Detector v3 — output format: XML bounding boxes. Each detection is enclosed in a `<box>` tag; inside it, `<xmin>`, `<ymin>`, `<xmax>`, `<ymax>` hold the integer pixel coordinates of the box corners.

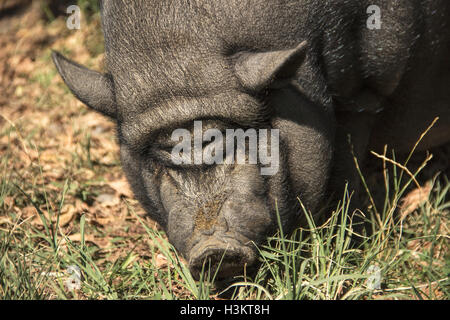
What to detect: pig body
<box><xmin>53</xmin><ymin>0</ymin><xmax>450</xmax><ymax>278</ymax></box>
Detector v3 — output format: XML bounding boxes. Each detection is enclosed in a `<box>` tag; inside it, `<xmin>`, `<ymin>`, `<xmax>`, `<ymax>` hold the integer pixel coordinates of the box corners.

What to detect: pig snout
<box><xmin>160</xmin><ymin>165</ymin><xmax>275</xmax><ymax>280</ymax></box>
<box><xmin>184</xmin><ymin>199</ymin><xmax>269</xmax><ymax>280</ymax></box>
<box><xmin>188</xmin><ymin>236</ymin><xmax>257</xmax><ymax>280</ymax></box>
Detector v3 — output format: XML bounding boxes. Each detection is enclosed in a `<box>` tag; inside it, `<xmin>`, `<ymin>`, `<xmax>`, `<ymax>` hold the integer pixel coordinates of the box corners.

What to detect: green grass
<box><xmin>0</xmin><ymin>128</ymin><xmax>448</xmax><ymax>299</ymax></box>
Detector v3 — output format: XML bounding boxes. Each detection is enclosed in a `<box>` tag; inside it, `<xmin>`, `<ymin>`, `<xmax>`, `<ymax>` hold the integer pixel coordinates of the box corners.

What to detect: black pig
<box><xmin>52</xmin><ymin>0</ymin><xmax>450</xmax><ymax>279</ymax></box>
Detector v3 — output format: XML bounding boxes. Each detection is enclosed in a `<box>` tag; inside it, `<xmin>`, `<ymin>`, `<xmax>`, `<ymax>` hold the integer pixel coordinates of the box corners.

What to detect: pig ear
<box><xmin>52</xmin><ymin>51</ymin><xmax>116</xmax><ymax>118</ymax></box>
<box><xmin>234</xmin><ymin>41</ymin><xmax>307</xmax><ymax>92</ymax></box>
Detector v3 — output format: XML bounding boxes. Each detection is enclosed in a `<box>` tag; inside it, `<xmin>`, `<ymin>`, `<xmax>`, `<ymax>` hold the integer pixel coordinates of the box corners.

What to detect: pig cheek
<box><xmin>159</xmin><ymin>174</ymin><xmax>195</xmax><ymax>258</ymax></box>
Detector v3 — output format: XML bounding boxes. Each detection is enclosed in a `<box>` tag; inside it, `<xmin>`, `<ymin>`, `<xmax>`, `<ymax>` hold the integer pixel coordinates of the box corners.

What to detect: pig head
<box><xmin>52</xmin><ymin>1</ymin><xmax>334</xmax><ymax>279</ymax></box>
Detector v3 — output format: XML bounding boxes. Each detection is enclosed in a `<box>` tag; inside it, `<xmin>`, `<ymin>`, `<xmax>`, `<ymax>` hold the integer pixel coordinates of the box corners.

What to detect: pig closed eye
<box><xmin>148</xmin><ymin>145</ymin><xmax>180</xmax><ymax>166</ymax></box>
<box><xmin>148</xmin><ymin>139</ymin><xmax>225</xmax><ymax>169</ymax></box>
<box><xmin>149</xmin><ymin>141</ymin><xmax>219</xmax><ymax>169</ymax></box>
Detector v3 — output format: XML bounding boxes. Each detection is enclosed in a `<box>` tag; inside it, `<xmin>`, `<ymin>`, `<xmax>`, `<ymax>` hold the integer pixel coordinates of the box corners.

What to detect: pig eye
<box><xmin>148</xmin><ymin>140</ymin><xmax>220</xmax><ymax>170</ymax></box>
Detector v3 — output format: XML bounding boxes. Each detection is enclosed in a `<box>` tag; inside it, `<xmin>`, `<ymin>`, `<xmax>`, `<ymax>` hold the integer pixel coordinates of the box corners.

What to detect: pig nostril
<box><xmin>189</xmin><ymin>246</ymin><xmax>255</xmax><ymax>280</ymax></box>
<box><xmin>190</xmin><ymin>250</ymin><xmax>237</xmax><ymax>279</ymax></box>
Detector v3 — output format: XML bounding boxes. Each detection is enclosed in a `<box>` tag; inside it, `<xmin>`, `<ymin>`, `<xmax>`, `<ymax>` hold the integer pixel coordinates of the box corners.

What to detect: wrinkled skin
<box><xmin>52</xmin><ymin>0</ymin><xmax>450</xmax><ymax>279</ymax></box>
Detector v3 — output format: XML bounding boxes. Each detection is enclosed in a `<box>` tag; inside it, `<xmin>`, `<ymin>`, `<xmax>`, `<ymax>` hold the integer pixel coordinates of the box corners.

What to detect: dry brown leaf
<box><xmin>92</xmin><ymin>215</ymin><xmax>115</xmax><ymax>226</ymax></box>
<box><xmin>96</xmin><ymin>193</ymin><xmax>119</xmax><ymax>206</ymax></box>
<box><xmin>58</xmin><ymin>206</ymin><xmax>78</xmax><ymax>227</ymax></box>
<box><xmin>0</xmin><ymin>216</ymin><xmax>11</xmax><ymax>225</ymax></box>
<box><xmin>60</xmin><ymin>233</ymin><xmax>107</xmax><ymax>248</ymax></box>
<box><xmin>77</xmin><ymin>168</ymin><xmax>95</xmax><ymax>180</ymax></box>
<box><xmin>400</xmin><ymin>182</ymin><xmax>432</xmax><ymax>219</ymax></box>
<box><xmin>108</xmin><ymin>178</ymin><xmax>134</xmax><ymax>198</ymax></box>
<box><xmin>3</xmin><ymin>196</ymin><xmax>15</xmax><ymax>209</ymax></box>
<box><xmin>22</xmin><ymin>206</ymin><xmax>37</xmax><ymax>219</ymax></box>
<box><xmin>15</xmin><ymin>57</ymin><xmax>34</xmax><ymax>75</ymax></box>
<box><xmin>30</xmin><ymin>206</ymin><xmax>77</xmax><ymax>227</ymax></box>
<box><xmin>407</xmin><ymin>239</ymin><xmax>421</xmax><ymax>251</ymax></box>
<box><xmin>75</xmin><ymin>199</ymin><xmax>89</xmax><ymax>213</ymax></box>
<box><xmin>155</xmin><ymin>253</ymin><xmax>168</xmax><ymax>269</ymax></box>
